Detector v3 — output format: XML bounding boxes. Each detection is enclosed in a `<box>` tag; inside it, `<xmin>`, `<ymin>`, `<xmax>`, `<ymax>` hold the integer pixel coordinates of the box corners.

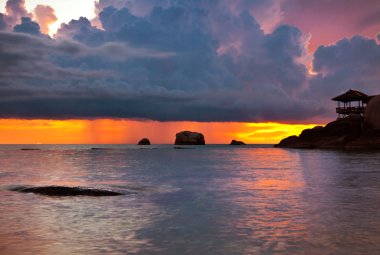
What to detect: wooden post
<box><xmin>344</xmin><ymin>102</ymin><xmax>347</xmax><ymax>117</ymax></box>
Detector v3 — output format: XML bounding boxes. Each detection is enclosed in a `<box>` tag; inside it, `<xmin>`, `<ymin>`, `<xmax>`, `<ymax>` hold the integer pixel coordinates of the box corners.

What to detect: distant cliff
<box><xmin>275</xmin><ymin>95</ymin><xmax>380</xmax><ymax>149</ymax></box>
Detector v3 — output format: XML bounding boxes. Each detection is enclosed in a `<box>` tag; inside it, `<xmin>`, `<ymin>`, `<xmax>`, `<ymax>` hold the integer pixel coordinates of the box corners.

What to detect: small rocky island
<box><xmin>230</xmin><ymin>140</ymin><xmax>246</xmax><ymax>145</ymax></box>
<box><xmin>138</xmin><ymin>138</ymin><xmax>151</xmax><ymax>145</ymax></box>
<box><xmin>276</xmin><ymin>90</ymin><xmax>380</xmax><ymax>149</ymax></box>
<box><xmin>175</xmin><ymin>131</ymin><xmax>205</xmax><ymax>145</ymax></box>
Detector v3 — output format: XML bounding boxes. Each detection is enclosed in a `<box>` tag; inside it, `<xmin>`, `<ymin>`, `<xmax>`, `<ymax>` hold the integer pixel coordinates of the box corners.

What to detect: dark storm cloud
<box><xmin>56</xmin><ymin>17</ymin><xmax>106</xmax><ymax>46</ymax></box>
<box><xmin>306</xmin><ymin>35</ymin><xmax>380</xmax><ymax>118</ymax></box>
<box><xmin>13</xmin><ymin>17</ymin><xmax>41</xmax><ymax>35</ymax></box>
<box><xmin>2</xmin><ymin>0</ymin><xmax>378</xmax><ymax>122</ymax></box>
<box><xmin>0</xmin><ymin>88</ymin><xmax>322</xmax><ymax>121</ymax></box>
<box><xmin>0</xmin><ymin>30</ymin><xmax>170</xmax><ymax>83</ymax></box>
<box><xmin>0</xmin><ymin>32</ymin><xmax>88</xmax><ymax>79</ymax></box>
<box><xmin>310</xmin><ymin>35</ymin><xmax>380</xmax><ymax>96</ymax></box>
<box><xmin>0</xmin><ymin>13</ymin><xmax>6</xmax><ymax>30</ymax></box>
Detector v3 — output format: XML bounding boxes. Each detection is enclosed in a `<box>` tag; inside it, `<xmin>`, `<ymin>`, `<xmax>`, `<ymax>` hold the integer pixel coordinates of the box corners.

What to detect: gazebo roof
<box><xmin>332</xmin><ymin>89</ymin><xmax>369</xmax><ymax>102</ymax></box>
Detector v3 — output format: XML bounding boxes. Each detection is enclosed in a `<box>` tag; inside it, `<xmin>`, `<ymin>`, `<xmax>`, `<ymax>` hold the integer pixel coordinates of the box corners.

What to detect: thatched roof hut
<box><xmin>332</xmin><ymin>89</ymin><xmax>370</xmax><ymax>119</ymax></box>
<box><xmin>332</xmin><ymin>89</ymin><xmax>369</xmax><ymax>103</ymax></box>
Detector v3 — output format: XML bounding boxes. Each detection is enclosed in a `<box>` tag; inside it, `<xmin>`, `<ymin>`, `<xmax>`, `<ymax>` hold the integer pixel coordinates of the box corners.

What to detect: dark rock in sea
<box><xmin>10</xmin><ymin>186</ymin><xmax>125</xmax><ymax>196</ymax></box>
<box><xmin>230</xmin><ymin>140</ymin><xmax>246</xmax><ymax>145</ymax></box>
<box><xmin>138</xmin><ymin>138</ymin><xmax>151</xmax><ymax>145</ymax></box>
<box><xmin>276</xmin><ymin>95</ymin><xmax>380</xmax><ymax>149</ymax></box>
<box><xmin>175</xmin><ymin>131</ymin><xmax>205</xmax><ymax>145</ymax></box>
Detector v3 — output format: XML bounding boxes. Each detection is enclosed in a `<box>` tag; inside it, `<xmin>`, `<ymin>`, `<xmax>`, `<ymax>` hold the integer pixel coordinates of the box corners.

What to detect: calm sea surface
<box><xmin>1</xmin><ymin>145</ymin><xmax>380</xmax><ymax>255</ymax></box>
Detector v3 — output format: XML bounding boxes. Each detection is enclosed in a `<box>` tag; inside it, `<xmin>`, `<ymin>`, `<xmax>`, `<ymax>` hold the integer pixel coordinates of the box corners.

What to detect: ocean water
<box><xmin>1</xmin><ymin>145</ymin><xmax>380</xmax><ymax>255</ymax></box>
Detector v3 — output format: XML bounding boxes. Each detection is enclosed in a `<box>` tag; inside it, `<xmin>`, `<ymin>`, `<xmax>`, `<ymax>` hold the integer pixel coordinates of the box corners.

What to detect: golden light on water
<box><xmin>0</xmin><ymin>119</ymin><xmax>319</xmax><ymax>144</ymax></box>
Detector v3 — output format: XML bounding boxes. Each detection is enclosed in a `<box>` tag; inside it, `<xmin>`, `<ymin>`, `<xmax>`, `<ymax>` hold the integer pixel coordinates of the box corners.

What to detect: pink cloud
<box><xmin>5</xmin><ymin>0</ymin><xmax>31</xmax><ymax>27</ymax></box>
<box><xmin>33</xmin><ymin>5</ymin><xmax>57</xmax><ymax>34</ymax></box>
<box><xmin>281</xmin><ymin>0</ymin><xmax>380</xmax><ymax>51</ymax></box>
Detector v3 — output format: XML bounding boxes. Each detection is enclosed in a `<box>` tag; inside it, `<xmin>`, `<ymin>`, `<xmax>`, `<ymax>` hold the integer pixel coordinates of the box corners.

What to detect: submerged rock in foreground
<box><xmin>11</xmin><ymin>186</ymin><xmax>125</xmax><ymax>196</ymax></box>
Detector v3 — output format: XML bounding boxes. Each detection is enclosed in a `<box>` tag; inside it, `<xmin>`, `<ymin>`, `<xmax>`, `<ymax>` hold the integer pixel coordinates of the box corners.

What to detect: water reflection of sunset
<box><xmin>237</xmin><ymin>149</ymin><xmax>305</xmax><ymax>190</ymax></box>
<box><xmin>224</xmin><ymin>148</ymin><xmax>307</xmax><ymax>253</ymax></box>
<box><xmin>0</xmin><ymin>119</ymin><xmax>318</xmax><ymax>144</ymax></box>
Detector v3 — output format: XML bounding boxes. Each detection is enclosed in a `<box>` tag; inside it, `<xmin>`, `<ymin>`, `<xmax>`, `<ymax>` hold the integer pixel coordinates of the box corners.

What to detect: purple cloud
<box><xmin>309</xmin><ymin>35</ymin><xmax>380</xmax><ymax>114</ymax></box>
<box><xmin>5</xmin><ymin>0</ymin><xmax>31</xmax><ymax>27</ymax></box>
<box><xmin>0</xmin><ymin>0</ymin><xmax>378</xmax><ymax>122</ymax></box>
<box><xmin>0</xmin><ymin>13</ymin><xmax>6</xmax><ymax>30</ymax></box>
<box><xmin>13</xmin><ymin>17</ymin><xmax>41</xmax><ymax>35</ymax></box>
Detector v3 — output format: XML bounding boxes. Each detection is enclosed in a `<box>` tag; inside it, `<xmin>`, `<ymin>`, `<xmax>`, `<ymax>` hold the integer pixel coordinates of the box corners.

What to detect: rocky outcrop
<box><xmin>275</xmin><ymin>115</ymin><xmax>362</xmax><ymax>149</ymax></box>
<box><xmin>345</xmin><ymin>95</ymin><xmax>380</xmax><ymax>149</ymax></box>
<box><xmin>361</xmin><ymin>95</ymin><xmax>380</xmax><ymax>137</ymax></box>
<box><xmin>230</xmin><ymin>140</ymin><xmax>246</xmax><ymax>145</ymax></box>
<box><xmin>175</xmin><ymin>131</ymin><xmax>205</xmax><ymax>145</ymax></box>
<box><xmin>138</xmin><ymin>138</ymin><xmax>151</xmax><ymax>145</ymax></box>
<box><xmin>276</xmin><ymin>94</ymin><xmax>380</xmax><ymax>149</ymax></box>
<box><xmin>11</xmin><ymin>186</ymin><xmax>125</xmax><ymax>196</ymax></box>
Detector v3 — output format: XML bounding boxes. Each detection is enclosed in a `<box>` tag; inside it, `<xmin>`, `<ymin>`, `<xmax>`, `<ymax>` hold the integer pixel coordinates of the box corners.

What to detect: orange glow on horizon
<box><xmin>0</xmin><ymin>119</ymin><xmax>320</xmax><ymax>144</ymax></box>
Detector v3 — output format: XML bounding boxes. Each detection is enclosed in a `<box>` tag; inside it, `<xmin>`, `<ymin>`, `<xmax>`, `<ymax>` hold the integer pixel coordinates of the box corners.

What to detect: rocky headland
<box><xmin>276</xmin><ymin>95</ymin><xmax>380</xmax><ymax>149</ymax></box>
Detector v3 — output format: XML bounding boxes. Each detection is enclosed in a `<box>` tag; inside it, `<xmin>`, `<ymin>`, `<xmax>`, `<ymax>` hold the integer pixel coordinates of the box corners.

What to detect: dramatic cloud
<box><xmin>0</xmin><ymin>13</ymin><xmax>6</xmax><ymax>30</ymax></box>
<box><xmin>309</xmin><ymin>35</ymin><xmax>380</xmax><ymax>106</ymax></box>
<box><xmin>4</xmin><ymin>0</ymin><xmax>31</xmax><ymax>27</ymax></box>
<box><xmin>1</xmin><ymin>0</ymin><xmax>56</xmax><ymax>35</ymax></box>
<box><xmin>13</xmin><ymin>17</ymin><xmax>41</xmax><ymax>35</ymax></box>
<box><xmin>281</xmin><ymin>0</ymin><xmax>380</xmax><ymax>51</ymax></box>
<box><xmin>56</xmin><ymin>17</ymin><xmax>105</xmax><ymax>46</ymax></box>
<box><xmin>0</xmin><ymin>0</ymin><xmax>378</xmax><ymax>122</ymax></box>
<box><xmin>33</xmin><ymin>5</ymin><xmax>57</xmax><ymax>34</ymax></box>
<box><xmin>94</xmin><ymin>0</ymin><xmax>168</xmax><ymax>23</ymax></box>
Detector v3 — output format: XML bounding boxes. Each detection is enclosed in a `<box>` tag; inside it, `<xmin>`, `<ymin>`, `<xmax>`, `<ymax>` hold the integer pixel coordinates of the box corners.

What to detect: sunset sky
<box><xmin>0</xmin><ymin>0</ymin><xmax>379</xmax><ymax>144</ymax></box>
